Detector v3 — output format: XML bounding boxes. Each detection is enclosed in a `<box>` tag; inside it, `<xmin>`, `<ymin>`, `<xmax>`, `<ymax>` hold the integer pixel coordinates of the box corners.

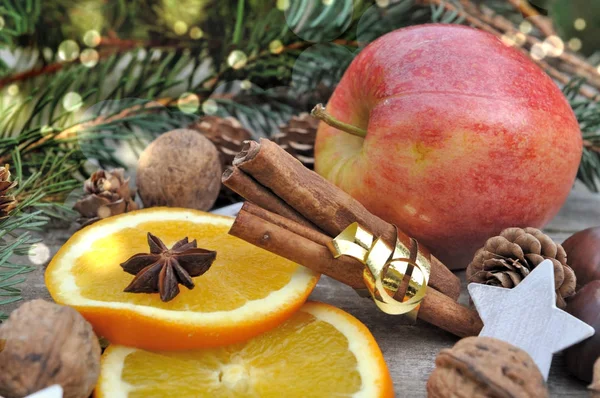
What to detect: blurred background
<box><xmin>545</xmin><ymin>0</ymin><xmax>600</xmax><ymax>57</ymax></box>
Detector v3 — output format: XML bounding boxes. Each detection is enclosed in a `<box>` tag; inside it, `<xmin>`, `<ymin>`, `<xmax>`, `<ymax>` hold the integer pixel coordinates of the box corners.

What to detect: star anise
<box><xmin>121</xmin><ymin>233</ymin><xmax>216</xmax><ymax>302</ymax></box>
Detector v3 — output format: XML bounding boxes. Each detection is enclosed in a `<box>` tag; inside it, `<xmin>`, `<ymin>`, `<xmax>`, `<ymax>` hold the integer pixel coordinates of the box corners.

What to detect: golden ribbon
<box><xmin>327</xmin><ymin>223</ymin><xmax>431</xmax><ymax>320</ymax></box>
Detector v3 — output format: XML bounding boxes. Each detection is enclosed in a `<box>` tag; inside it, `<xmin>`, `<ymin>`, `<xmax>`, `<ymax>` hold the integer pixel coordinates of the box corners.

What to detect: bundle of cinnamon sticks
<box><xmin>223</xmin><ymin>139</ymin><xmax>483</xmax><ymax>337</ymax></box>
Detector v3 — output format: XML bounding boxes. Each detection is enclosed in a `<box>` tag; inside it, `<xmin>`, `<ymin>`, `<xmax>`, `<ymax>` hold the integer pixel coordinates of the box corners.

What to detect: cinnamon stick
<box><xmin>222</xmin><ymin>166</ymin><xmax>317</xmax><ymax>229</ymax></box>
<box><xmin>230</xmin><ymin>207</ymin><xmax>483</xmax><ymax>337</ymax></box>
<box><xmin>229</xmin><ymin>139</ymin><xmax>461</xmax><ymax>301</ymax></box>
<box><xmin>242</xmin><ymin>202</ymin><xmax>329</xmax><ymax>246</ymax></box>
<box><xmin>231</xmin><ymin>207</ymin><xmax>365</xmax><ymax>288</ymax></box>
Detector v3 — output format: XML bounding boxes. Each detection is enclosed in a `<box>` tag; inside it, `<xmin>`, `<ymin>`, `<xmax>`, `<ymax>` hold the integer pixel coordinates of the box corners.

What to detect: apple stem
<box><xmin>310</xmin><ymin>104</ymin><xmax>367</xmax><ymax>138</ymax></box>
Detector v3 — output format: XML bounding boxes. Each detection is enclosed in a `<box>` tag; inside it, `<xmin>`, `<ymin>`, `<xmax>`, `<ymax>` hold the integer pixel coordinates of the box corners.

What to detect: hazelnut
<box><xmin>0</xmin><ymin>300</ymin><xmax>101</xmax><ymax>398</ymax></box>
<box><xmin>427</xmin><ymin>336</ymin><xmax>547</xmax><ymax>398</ymax></box>
<box><xmin>565</xmin><ymin>280</ymin><xmax>600</xmax><ymax>382</ymax></box>
<box><xmin>136</xmin><ymin>129</ymin><xmax>222</xmax><ymax>211</ymax></box>
<box><xmin>562</xmin><ymin>226</ymin><xmax>600</xmax><ymax>289</ymax></box>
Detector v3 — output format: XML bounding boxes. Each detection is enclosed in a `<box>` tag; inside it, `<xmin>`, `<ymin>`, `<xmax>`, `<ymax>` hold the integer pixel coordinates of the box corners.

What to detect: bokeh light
<box><xmin>7</xmin><ymin>84</ymin><xmax>19</xmax><ymax>96</ymax></box>
<box><xmin>542</xmin><ymin>36</ymin><xmax>564</xmax><ymax>57</ymax></box>
<box><xmin>500</xmin><ymin>32</ymin><xmax>526</xmax><ymax>48</ymax></box>
<box><xmin>277</xmin><ymin>0</ymin><xmax>290</xmax><ymax>11</ymax></box>
<box><xmin>174</xmin><ymin>20</ymin><xmax>188</xmax><ymax>35</ymax></box>
<box><xmin>501</xmin><ymin>34</ymin><xmax>516</xmax><ymax>47</ymax></box>
<box><xmin>240</xmin><ymin>80</ymin><xmax>252</xmax><ymax>90</ymax></box>
<box><xmin>519</xmin><ymin>21</ymin><xmax>533</xmax><ymax>34</ymax></box>
<box><xmin>63</xmin><ymin>92</ymin><xmax>83</xmax><ymax>112</ymax></box>
<box><xmin>58</xmin><ymin>40</ymin><xmax>80</xmax><ymax>62</ymax></box>
<box><xmin>28</xmin><ymin>243</ymin><xmax>51</xmax><ymax>265</ymax></box>
<box><xmin>97</xmin><ymin>206</ymin><xmax>111</xmax><ymax>219</ymax></box>
<box><xmin>227</xmin><ymin>50</ymin><xmax>248</xmax><ymax>70</ymax></box>
<box><xmin>190</xmin><ymin>27</ymin><xmax>204</xmax><ymax>39</ymax></box>
<box><xmin>514</xmin><ymin>32</ymin><xmax>526</xmax><ymax>46</ymax></box>
<box><xmin>376</xmin><ymin>0</ymin><xmax>390</xmax><ymax>7</ymax></box>
<box><xmin>530</xmin><ymin>42</ymin><xmax>546</xmax><ymax>60</ymax></box>
<box><xmin>40</xmin><ymin>125</ymin><xmax>55</xmax><ymax>136</ymax></box>
<box><xmin>269</xmin><ymin>40</ymin><xmax>284</xmax><ymax>54</ymax></box>
<box><xmin>322</xmin><ymin>0</ymin><xmax>333</xmax><ymax>5</ymax></box>
<box><xmin>597</xmin><ymin>65</ymin><xmax>600</xmax><ymax>74</ymax></box>
<box><xmin>68</xmin><ymin>2</ymin><xmax>104</xmax><ymax>38</ymax></box>
<box><xmin>202</xmin><ymin>99</ymin><xmax>218</xmax><ymax>115</ymax></box>
<box><xmin>80</xmin><ymin>48</ymin><xmax>99</xmax><ymax>67</ymax></box>
<box><xmin>83</xmin><ymin>30</ymin><xmax>101</xmax><ymax>47</ymax></box>
<box><xmin>177</xmin><ymin>92</ymin><xmax>200</xmax><ymax>114</ymax></box>
<box><xmin>574</xmin><ymin>18</ymin><xmax>587</xmax><ymax>31</ymax></box>
<box><xmin>568</xmin><ymin>38</ymin><xmax>582</xmax><ymax>52</ymax></box>
<box><xmin>42</xmin><ymin>47</ymin><xmax>54</xmax><ymax>62</ymax></box>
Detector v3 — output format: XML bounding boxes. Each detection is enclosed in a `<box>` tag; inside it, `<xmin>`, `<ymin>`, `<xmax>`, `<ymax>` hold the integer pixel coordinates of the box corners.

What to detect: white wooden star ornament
<box><xmin>468</xmin><ymin>259</ymin><xmax>595</xmax><ymax>380</ymax></box>
<box><xmin>24</xmin><ymin>385</ymin><xmax>63</xmax><ymax>398</ymax></box>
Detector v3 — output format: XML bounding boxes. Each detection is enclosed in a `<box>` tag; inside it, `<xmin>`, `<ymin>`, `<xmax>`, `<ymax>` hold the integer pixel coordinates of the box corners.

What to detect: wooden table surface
<box><xmin>6</xmin><ymin>183</ymin><xmax>600</xmax><ymax>397</ymax></box>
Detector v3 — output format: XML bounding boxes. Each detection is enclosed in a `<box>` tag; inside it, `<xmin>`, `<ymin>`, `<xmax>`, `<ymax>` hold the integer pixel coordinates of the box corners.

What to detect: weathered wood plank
<box><xmin>3</xmin><ymin>184</ymin><xmax>599</xmax><ymax>397</ymax></box>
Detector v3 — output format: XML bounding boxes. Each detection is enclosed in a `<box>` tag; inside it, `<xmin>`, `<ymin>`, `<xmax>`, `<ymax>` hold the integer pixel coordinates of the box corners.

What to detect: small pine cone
<box><xmin>0</xmin><ymin>164</ymin><xmax>18</xmax><ymax>220</ymax></box>
<box><xmin>466</xmin><ymin>227</ymin><xmax>576</xmax><ymax>309</ymax></box>
<box><xmin>73</xmin><ymin>169</ymin><xmax>138</xmax><ymax>227</ymax></box>
<box><xmin>274</xmin><ymin>113</ymin><xmax>318</xmax><ymax>169</ymax></box>
<box><xmin>189</xmin><ymin>116</ymin><xmax>253</xmax><ymax>169</ymax></box>
<box><xmin>427</xmin><ymin>336</ymin><xmax>548</xmax><ymax>398</ymax></box>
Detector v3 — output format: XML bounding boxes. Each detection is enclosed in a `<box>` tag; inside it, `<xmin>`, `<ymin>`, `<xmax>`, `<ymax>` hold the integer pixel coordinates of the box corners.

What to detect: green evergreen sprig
<box><xmin>0</xmin><ymin>0</ymin><xmax>599</xmax><ymax>317</ymax></box>
<box><xmin>564</xmin><ymin>78</ymin><xmax>600</xmax><ymax>191</ymax></box>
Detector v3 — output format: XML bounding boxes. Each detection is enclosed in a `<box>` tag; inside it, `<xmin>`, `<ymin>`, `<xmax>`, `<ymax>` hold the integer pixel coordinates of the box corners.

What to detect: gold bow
<box><xmin>327</xmin><ymin>223</ymin><xmax>431</xmax><ymax>320</ymax></box>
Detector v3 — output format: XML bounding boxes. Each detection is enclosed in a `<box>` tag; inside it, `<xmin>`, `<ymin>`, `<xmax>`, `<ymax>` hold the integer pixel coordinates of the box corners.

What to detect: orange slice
<box><xmin>45</xmin><ymin>208</ymin><xmax>319</xmax><ymax>350</ymax></box>
<box><xmin>95</xmin><ymin>302</ymin><xmax>394</xmax><ymax>398</ymax></box>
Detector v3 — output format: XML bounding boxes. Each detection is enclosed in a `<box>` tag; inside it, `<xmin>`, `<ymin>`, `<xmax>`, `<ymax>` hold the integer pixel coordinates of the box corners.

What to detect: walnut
<box><xmin>136</xmin><ymin>129</ymin><xmax>222</xmax><ymax>211</ymax></box>
<box><xmin>0</xmin><ymin>300</ymin><xmax>101</xmax><ymax>398</ymax></box>
<box><xmin>73</xmin><ymin>168</ymin><xmax>138</xmax><ymax>227</ymax></box>
<box><xmin>427</xmin><ymin>336</ymin><xmax>548</xmax><ymax>398</ymax></box>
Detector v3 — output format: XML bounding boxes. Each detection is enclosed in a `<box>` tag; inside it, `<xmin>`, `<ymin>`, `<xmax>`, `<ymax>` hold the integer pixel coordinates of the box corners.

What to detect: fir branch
<box><xmin>0</xmin><ymin>0</ymin><xmax>42</xmax><ymax>74</ymax></box>
<box><xmin>0</xmin><ymin>37</ymin><xmax>204</xmax><ymax>89</ymax></box>
<box><xmin>232</xmin><ymin>0</ymin><xmax>245</xmax><ymax>45</ymax></box>
<box><xmin>504</xmin><ymin>0</ymin><xmax>556</xmax><ymax>36</ymax></box>
<box><xmin>419</xmin><ymin>0</ymin><xmax>599</xmax><ymax>99</ymax></box>
<box><xmin>0</xmin><ymin>148</ymin><xmax>73</xmax><ymax>319</ymax></box>
<box><xmin>564</xmin><ymin>79</ymin><xmax>600</xmax><ymax>191</ymax></box>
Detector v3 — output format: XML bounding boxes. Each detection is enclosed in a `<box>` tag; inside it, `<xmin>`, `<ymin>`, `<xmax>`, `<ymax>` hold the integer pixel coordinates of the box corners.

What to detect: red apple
<box><xmin>314</xmin><ymin>24</ymin><xmax>582</xmax><ymax>269</ymax></box>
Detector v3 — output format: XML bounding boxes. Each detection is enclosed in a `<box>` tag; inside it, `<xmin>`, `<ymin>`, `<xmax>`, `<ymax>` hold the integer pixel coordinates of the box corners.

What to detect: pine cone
<box><xmin>0</xmin><ymin>164</ymin><xmax>18</xmax><ymax>220</ymax></box>
<box><xmin>73</xmin><ymin>169</ymin><xmax>138</xmax><ymax>227</ymax></box>
<box><xmin>274</xmin><ymin>112</ymin><xmax>319</xmax><ymax>169</ymax></box>
<box><xmin>189</xmin><ymin>115</ymin><xmax>253</xmax><ymax>169</ymax></box>
<box><xmin>188</xmin><ymin>116</ymin><xmax>254</xmax><ymax>207</ymax></box>
<box><xmin>466</xmin><ymin>227</ymin><xmax>576</xmax><ymax>308</ymax></box>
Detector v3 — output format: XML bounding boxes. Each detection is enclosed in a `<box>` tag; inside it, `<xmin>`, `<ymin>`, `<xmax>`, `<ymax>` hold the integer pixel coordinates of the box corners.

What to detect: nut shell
<box><xmin>427</xmin><ymin>336</ymin><xmax>547</xmax><ymax>398</ymax></box>
<box><xmin>562</xmin><ymin>226</ymin><xmax>600</xmax><ymax>289</ymax></box>
<box><xmin>565</xmin><ymin>280</ymin><xmax>600</xmax><ymax>382</ymax></box>
<box><xmin>0</xmin><ymin>300</ymin><xmax>101</xmax><ymax>398</ymax></box>
<box><xmin>137</xmin><ymin>129</ymin><xmax>222</xmax><ymax>210</ymax></box>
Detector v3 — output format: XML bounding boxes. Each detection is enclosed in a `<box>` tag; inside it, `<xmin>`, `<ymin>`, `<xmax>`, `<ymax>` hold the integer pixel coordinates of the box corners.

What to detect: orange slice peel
<box><xmin>45</xmin><ymin>208</ymin><xmax>319</xmax><ymax>350</ymax></box>
<box><xmin>95</xmin><ymin>302</ymin><xmax>394</xmax><ymax>398</ymax></box>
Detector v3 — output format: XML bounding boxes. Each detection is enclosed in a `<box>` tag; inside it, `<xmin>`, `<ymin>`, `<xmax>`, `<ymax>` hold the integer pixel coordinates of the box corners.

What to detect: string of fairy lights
<box><xmin>0</xmin><ymin>2</ymin><xmax>599</xmax><ymax>121</ymax></box>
